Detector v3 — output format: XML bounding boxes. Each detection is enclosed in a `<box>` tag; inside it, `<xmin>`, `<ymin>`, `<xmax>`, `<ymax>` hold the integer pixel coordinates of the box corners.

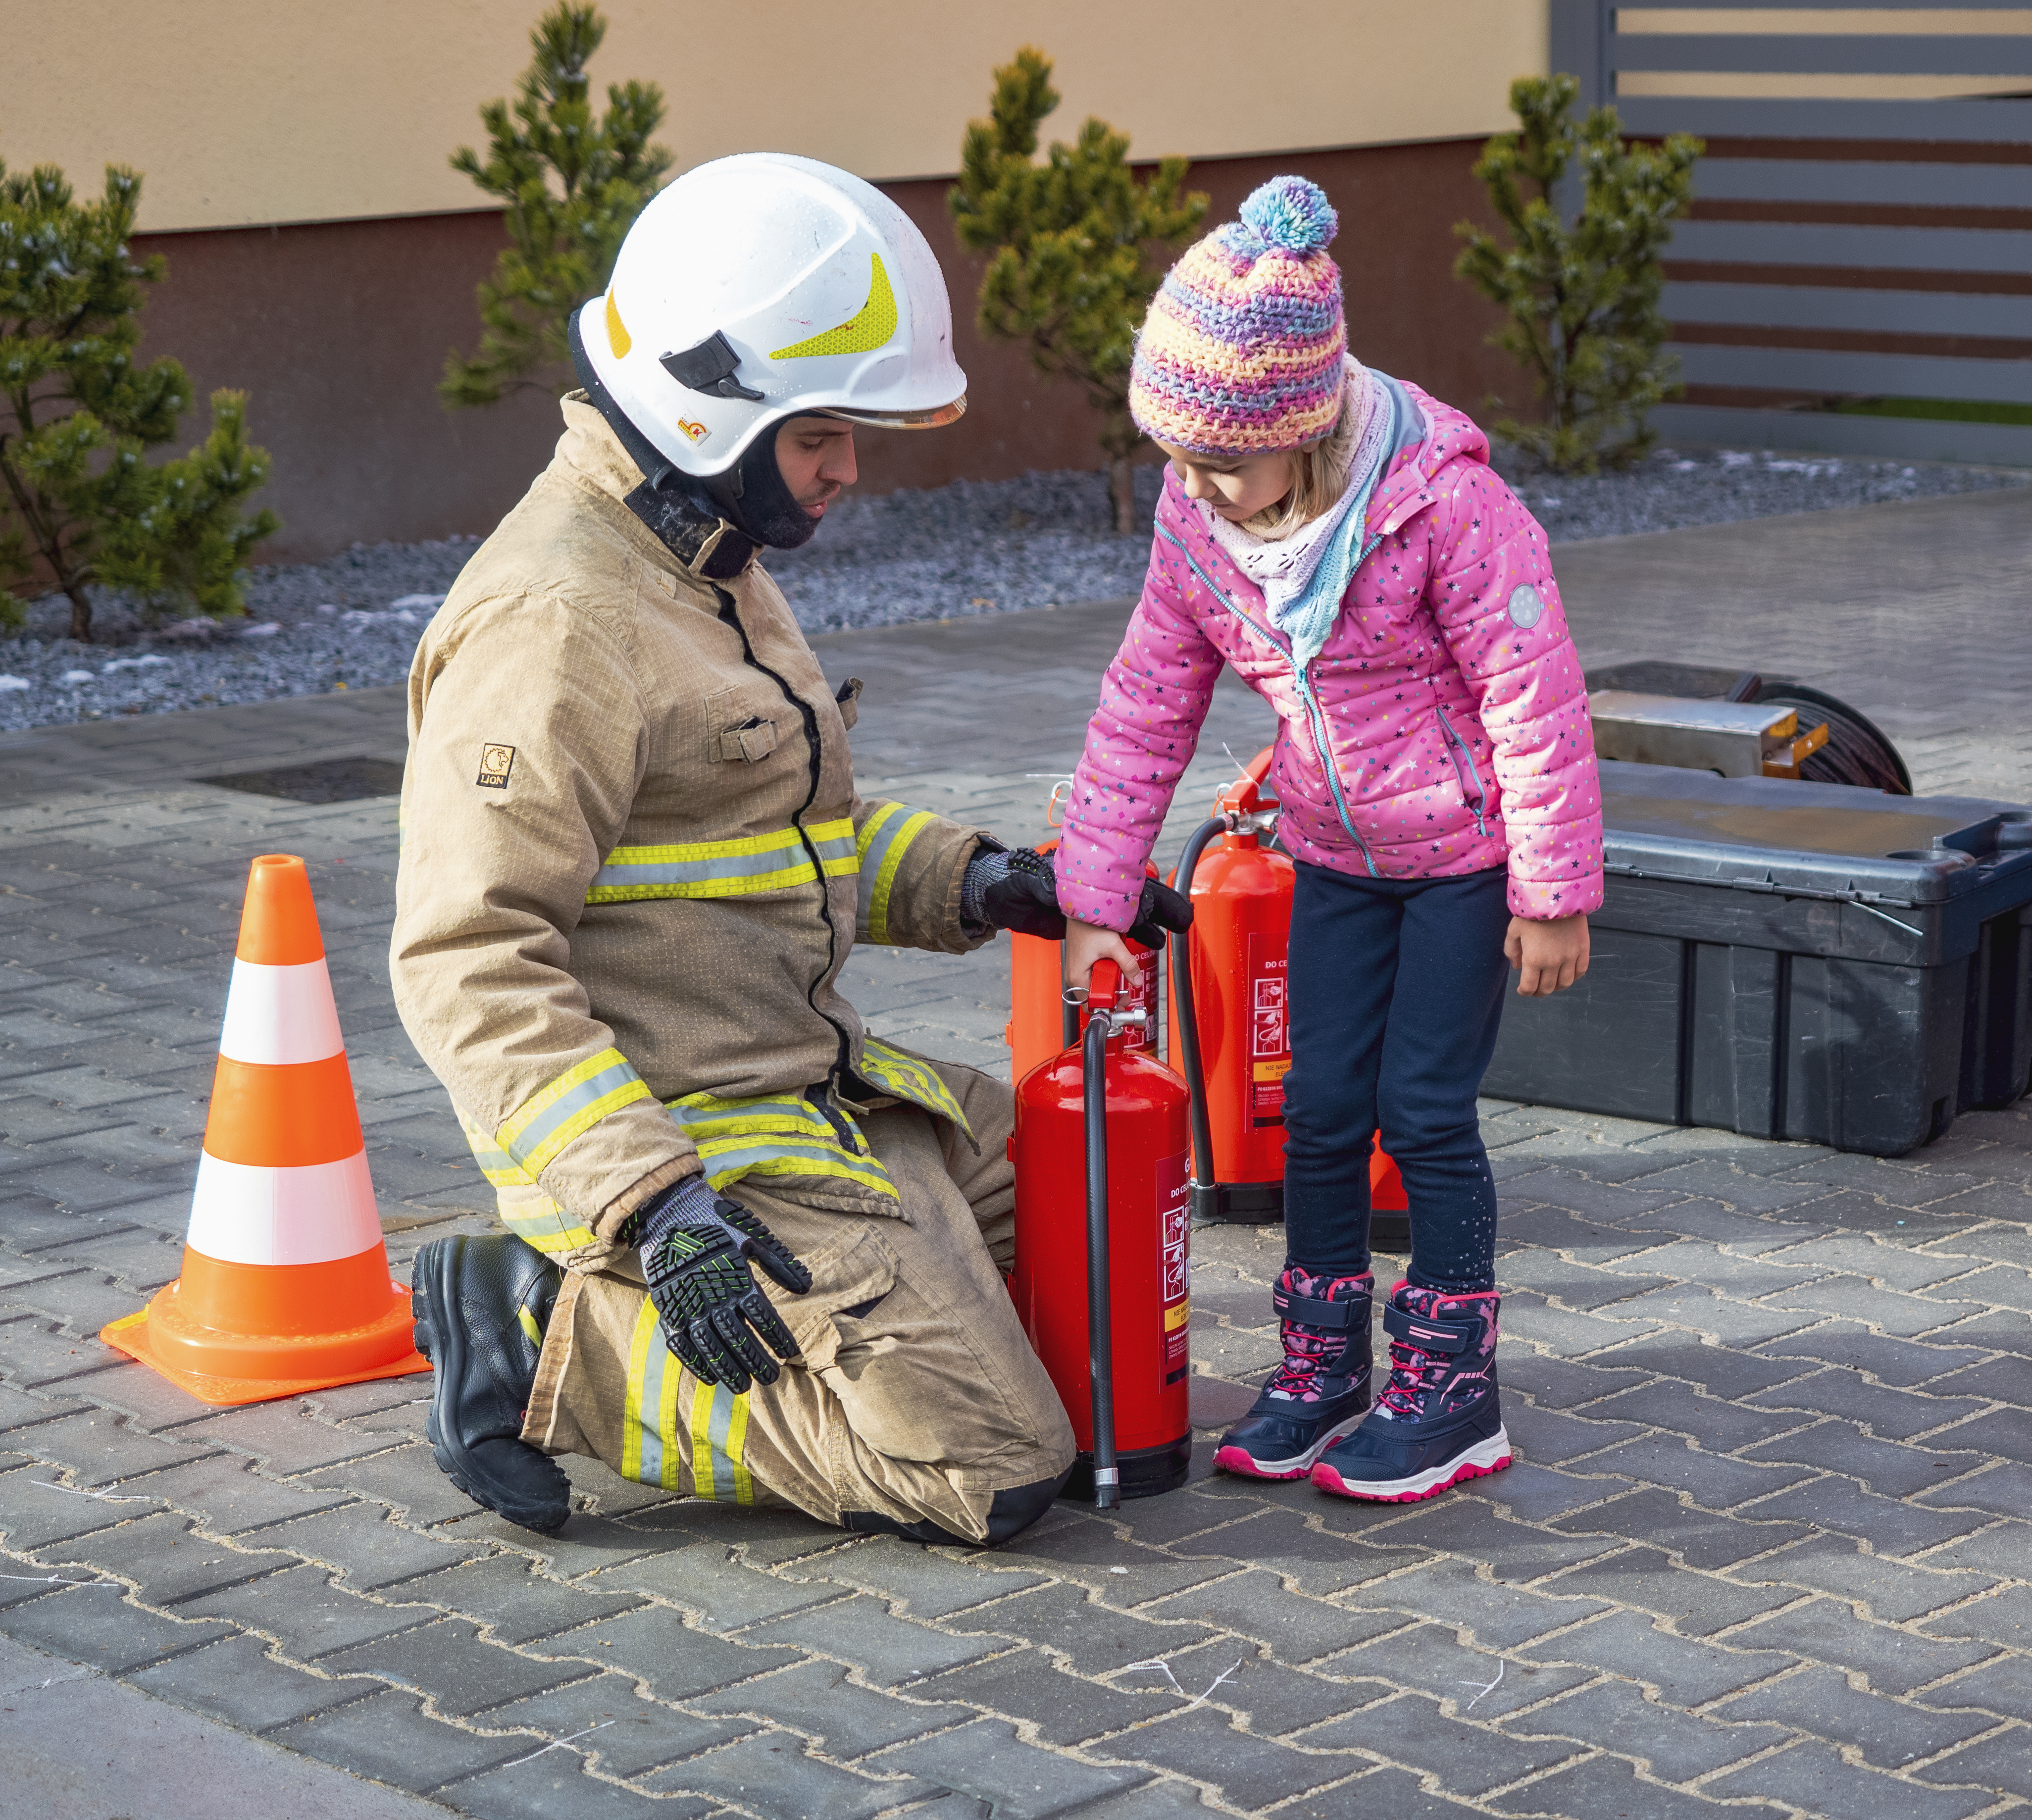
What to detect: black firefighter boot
<box><xmin>411</xmin><ymin>1234</ymin><xmax>572</xmax><ymax>1534</ymax></box>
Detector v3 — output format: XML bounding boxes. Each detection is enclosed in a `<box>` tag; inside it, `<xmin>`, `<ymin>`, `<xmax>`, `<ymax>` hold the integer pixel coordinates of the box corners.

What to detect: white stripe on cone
<box><xmin>186</xmin><ymin>1149</ymin><xmax>382</xmax><ymax>1266</ymax></box>
<box><xmin>216</xmin><ymin>958</ymin><xmax>345</xmax><ymax>1067</ymax></box>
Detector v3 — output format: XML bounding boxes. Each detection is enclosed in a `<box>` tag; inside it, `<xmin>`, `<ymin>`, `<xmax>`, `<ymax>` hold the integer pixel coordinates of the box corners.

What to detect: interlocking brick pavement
<box><xmin>1</xmin><ymin>493</ymin><xmax>2030</xmax><ymax>1815</ymax></box>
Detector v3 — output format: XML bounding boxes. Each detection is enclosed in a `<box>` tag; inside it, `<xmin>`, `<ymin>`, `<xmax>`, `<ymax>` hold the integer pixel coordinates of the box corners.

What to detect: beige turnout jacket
<box><xmin>391</xmin><ymin>399</ymin><xmax>987</xmax><ymax>1268</ymax></box>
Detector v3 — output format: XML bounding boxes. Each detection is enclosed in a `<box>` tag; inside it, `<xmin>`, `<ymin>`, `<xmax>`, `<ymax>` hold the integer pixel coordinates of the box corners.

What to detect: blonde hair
<box><xmin>1239</xmin><ymin>439</ymin><xmax>1337</xmax><ymax>541</ymax></box>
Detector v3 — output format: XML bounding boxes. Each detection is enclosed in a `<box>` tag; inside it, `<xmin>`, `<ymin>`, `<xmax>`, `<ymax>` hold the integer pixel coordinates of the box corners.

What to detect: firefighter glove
<box><xmin>963</xmin><ymin>841</ymin><xmax>1195</xmax><ymax>950</ymax></box>
<box><xmin>635</xmin><ymin>1175</ymin><xmax>812</xmax><ymax>1392</ymax></box>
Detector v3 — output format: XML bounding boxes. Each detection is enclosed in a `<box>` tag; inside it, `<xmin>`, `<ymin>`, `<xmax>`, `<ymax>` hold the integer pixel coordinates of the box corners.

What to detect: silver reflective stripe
<box><xmin>704</xmin><ymin>1384</ymin><xmax>740</xmax><ymax>1500</ymax></box>
<box><xmin>637</xmin><ymin>1326</ymin><xmax>669</xmax><ymax>1487</ymax></box>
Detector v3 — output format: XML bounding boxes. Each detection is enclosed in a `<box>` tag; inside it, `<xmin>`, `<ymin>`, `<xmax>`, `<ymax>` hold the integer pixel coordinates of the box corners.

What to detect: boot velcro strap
<box><xmin>1383</xmin><ymin>1303</ymin><xmax>1472</xmax><ymax>1354</ymax></box>
<box><xmin>1273</xmin><ymin>1286</ymin><xmax>1366</xmax><ymax>1330</ymax></box>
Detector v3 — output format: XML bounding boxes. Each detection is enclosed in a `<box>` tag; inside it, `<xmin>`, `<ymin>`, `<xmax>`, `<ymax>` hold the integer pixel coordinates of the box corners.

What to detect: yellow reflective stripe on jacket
<box><xmin>497</xmin><ymin>1048</ymin><xmax>652</xmax><ymax>1176</ymax></box>
<box><xmin>499</xmin><ymin>1196</ymin><xmax>599</xmax><ymax>1257</ymax></box>
<box><xmin>620</xmin><ymin>1300</ymin><xmax>753</xmax><ymax>1501</ymax></box>
<box><xmin>589</xmin><ymin>818</ymin><xmax>856</xmax><ymax>903</ymax></box>
<box><xmin>855</xmin><ymin>802</ymin><xmax>934</xmax><ymax>944</ymax></box>
<box><xmin>857</xmin><ymin>1036</ymin><xmax>973</xmax><ymax>1142</ymax></box>
<box><xmin>665</xmin><ymin>1090</ymin><xmax>898</xmax><ymax>1201</ymax></box>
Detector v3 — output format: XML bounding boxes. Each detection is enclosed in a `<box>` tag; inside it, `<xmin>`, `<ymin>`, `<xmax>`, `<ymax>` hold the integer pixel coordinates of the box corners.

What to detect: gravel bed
<box><xmin>1</xmin><ymin>446</ymin><xmax>2020</xmax><ymax>733</ymax></box>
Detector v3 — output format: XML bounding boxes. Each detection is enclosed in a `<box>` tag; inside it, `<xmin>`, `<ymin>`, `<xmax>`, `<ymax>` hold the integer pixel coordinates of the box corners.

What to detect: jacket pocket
<box><xmin>1435</xmin><ymin>706</ymin><xmax>1489</xmax><ymax>836</ymax></box>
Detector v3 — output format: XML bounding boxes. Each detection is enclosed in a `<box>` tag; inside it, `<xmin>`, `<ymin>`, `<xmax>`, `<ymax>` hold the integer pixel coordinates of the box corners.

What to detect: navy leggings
<box><xmin>1281</xmin><ymin>860</ymin><xmax>1512</xmax><ymax>1294</ymax></box>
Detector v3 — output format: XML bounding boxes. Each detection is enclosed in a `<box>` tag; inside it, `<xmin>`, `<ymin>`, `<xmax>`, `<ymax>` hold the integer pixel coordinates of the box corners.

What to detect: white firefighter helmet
<box><xmin>578</xmin><ymin>152</ymin><xmax>966</xmax><ymax>479</ymax></box>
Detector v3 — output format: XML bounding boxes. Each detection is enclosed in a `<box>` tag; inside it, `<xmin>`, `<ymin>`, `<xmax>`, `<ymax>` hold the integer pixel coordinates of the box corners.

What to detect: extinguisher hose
<box><xmin>1168</xmin><ymin>817</ymin><xmax>1224</xmax><ymax>1219</ymax></box>
<box><xmin>1082</xmin><ymin>1010</ymin><xmax>1120</xmax><ymax>1510</ymax></box>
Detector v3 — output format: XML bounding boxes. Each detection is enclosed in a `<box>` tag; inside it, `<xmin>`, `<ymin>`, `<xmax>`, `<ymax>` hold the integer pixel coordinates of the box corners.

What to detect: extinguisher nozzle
<box><xmin>1093</xmin><ymin>1466</ymin><xmax>1120</xmax><ymax>1511</ymax></box>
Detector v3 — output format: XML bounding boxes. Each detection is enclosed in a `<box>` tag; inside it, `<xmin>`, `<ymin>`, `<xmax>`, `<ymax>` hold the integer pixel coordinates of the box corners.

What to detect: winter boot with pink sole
<box><xmin>1213</xmin><ymin>1266</ymin><xmax>1373</xmax><ymax>1480</ymax></box>
<box><xmin>1312</xmin><ymin>1281</ymin><xmax>1510</xmax><ymax>1501</ymax></box>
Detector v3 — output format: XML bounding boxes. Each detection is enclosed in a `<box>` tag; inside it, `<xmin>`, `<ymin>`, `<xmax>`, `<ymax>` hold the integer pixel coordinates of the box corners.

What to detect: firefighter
<box><xmin>391</xmin><ymin>153</ymin><xmax>1188</xmax><ymax>1544</ymax></box>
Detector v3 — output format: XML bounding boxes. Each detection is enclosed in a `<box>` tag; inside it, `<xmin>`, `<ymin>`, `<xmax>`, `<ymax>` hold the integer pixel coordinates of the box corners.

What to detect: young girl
<box><xmin>1056</xmin><ymin>176</ymin><xmax>1603</xmax><ymax>1503</ymax></box>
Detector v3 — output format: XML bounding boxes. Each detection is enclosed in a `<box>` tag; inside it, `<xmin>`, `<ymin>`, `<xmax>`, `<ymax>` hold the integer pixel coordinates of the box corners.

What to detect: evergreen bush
<box><xmin>442</xmin><ymin>2</ymin><xmax>671</xmax><ymax>407</ymax></box>
<box><xmin>951</xmin><ymin>47</ymin><xmax>1207</xmax><ymax>533</ymax></box>
<box><xmin>0</xmin><ymin>159</ymin><xmax>278</xmax><ymax>643</ymax></box>
<box><xmin>1455</xmin><ymin>75</ymin><xmax>1702</xmax><ymax>473</ymax></box>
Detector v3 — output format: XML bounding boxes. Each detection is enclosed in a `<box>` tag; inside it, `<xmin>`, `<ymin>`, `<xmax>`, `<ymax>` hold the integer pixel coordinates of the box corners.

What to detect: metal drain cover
<box><xmin>201</xmin><ymin>757</ymin><xmax>405</xmax><ymax>804</ymax></box>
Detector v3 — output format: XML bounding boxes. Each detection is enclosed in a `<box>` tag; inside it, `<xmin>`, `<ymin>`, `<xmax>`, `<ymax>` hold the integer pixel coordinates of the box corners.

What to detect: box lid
<box><xmin>1600</xmin><ymin>762</ymin><xmax>2032</xmax><ymax>907</ymax></box>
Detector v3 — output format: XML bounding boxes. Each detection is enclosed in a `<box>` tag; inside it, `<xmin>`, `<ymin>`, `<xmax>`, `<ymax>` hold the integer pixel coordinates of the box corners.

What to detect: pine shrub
<box><xmin>1455</xmin><ymin>75</ymin><xmax>1702</xmax><ymax>473</ymax></box>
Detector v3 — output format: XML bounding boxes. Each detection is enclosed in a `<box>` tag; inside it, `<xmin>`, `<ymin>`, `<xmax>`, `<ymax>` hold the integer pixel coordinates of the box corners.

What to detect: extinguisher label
<box><xmin>1247</xmin><ymin>932</ymin><xmax>1290</xmax><ymax>1127</ymax></box>
<box><xmin>1120</xmin><ymin>947</ymin><xmax>1156</xmax><ymax>1051</ymax></box>
<box><xmin>1159</xmin><ymin>1148</ymin><xmax>1190</xmax><ymax>1372</ymax></box>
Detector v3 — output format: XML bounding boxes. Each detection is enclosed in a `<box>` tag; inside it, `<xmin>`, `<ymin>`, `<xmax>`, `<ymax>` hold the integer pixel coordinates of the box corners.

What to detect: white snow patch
<box><xmin>61</xmin><ymin>670</ymin><xmax>94</xmax><ymax>684</ymax></box>
<box><xmin>0</xmin><ymin>675</ymin><xmax>30</xmax><ymax>691</ymax></box>
<box><xmin>101</xmin><ymin>655</ymin><xmax>173</xmax><ymax>673</ymax></box>
<box><xmin>389</xmin><ymin>593</ymin><xmax>445</xmax><ymax>610</ymax></box>
<box><xmin>239</xmin><ymin>622</ymin><xmax>281</xmax><ymax>638</ymax></box>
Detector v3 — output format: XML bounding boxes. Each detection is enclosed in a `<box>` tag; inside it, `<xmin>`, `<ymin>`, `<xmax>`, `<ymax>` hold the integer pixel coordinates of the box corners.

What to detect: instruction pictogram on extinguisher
<box><xmin>1247</xmin><ymin>932</ymin><xmax>1290</xmax><ymax>1127</ymax></box>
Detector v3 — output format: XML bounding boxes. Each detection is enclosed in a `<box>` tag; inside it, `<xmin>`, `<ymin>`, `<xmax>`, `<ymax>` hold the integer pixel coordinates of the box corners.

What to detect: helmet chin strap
<box><xmin>568</xmin><ymin>315</ymin><xmax>819</xmax><ymax>561</ymax></box>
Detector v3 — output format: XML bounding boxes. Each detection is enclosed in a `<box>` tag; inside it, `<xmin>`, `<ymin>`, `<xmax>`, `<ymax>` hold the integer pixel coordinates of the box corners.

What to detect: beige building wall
<box><xmin>13</xmin><ymin>0</ymin><xmax>1547</xmax><ymax>233</ymax></box>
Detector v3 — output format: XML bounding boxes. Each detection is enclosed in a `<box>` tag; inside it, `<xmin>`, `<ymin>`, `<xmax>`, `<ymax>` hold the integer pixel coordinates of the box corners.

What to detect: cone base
<box><xmin>100</xmin><ymin>1282</ymin><xmax>431</xmax><ymax>1409</ymax></box>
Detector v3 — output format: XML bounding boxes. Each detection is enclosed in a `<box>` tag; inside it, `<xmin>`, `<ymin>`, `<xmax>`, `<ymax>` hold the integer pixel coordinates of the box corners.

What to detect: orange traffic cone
<box><xmin>102</xmin><ymin>854</ymin><xmax>429</xmax><ymax>1405</ymax></box>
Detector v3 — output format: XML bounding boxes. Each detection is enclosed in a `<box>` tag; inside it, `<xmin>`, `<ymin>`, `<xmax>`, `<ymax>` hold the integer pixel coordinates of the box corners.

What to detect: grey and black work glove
<box><xmin>962</xmin><ymin>838</ymin><xmax>1194</xmax><ymax>950</ymax></box>
<box><xmin>634</xmin><ymin>1175</ymin><xmax>812</xmax><ymax>1392</ymax></box>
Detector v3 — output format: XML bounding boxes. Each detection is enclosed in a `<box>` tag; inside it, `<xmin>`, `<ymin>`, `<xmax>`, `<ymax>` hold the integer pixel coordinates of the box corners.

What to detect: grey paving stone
<box><xmin>175</xmin><ymin>1562</ymin><xmax>436</xmax><ymax>1659</ymax></box>
<box><xmin>1524</xmin><ymin>1607</ymin><xmax>1797</xmax><ymax>1707</ymax></box>
<box><xmin>864</xmin><ymin>1715</ymin><xmax>1151</xmax><ymax>1820</ymax></box>
<box><xmin>1755</xmin><ymin>1323</ymin><xmax>1992</xmax><ymax>1387</ymax></box>
<box><xmin>1489</xmin><ymin>1751</ymin><xmax>1790</xmax><ymax>1819</ymax></box>
<box><xmin>1727</xmin><ymin>1599</ymin><xmax>1995</xmax><ymax>1695</ymax></box>
<box><xmin>123</xmin><ymin>1629</ymin><xmax>387</xmax><ymax>1732</ymax></box>
<box><xmin>319</xmin><ymin>1616</ymin><xmax>596</xmax><ymax>1718</ymax></box>
<box><xmin>1707</xmin><ymin>1736</ymin><xmax>1995</xmax><ymax>1820</ymax></box>
<box><xmin>1498</xmin><ymin>1253</ymin><xmax>1676</xmax><ymax>1312</ymax></box>
<box><xmin>1137</xmin><ymin>1567</ymin><xmax>1400</xmax><ymax>1667</ymax></box>
<box><xmin>301</xmin><ymin>1443</ymin><xmax>493</xmax><ymax>1527</ymax></box>
<box><xmin>0</xmin><ymin>1458</ymin><xmax>151</xmax><ymax>1549</ymax></box>
<box><xmin>1917</xmin><ymin>1583</ymin><xmax>2032</xmax><ymax>1653</ymax></box>
<box><xmin>1365</xmin><ymin>1498</ymin><xmax>1621</xmax><ymax>1587</ymax></box>
<box><xmin>689</xmin><ymin>1655</ymin><xmax>969</xmax><ymax>1758</ymax></box>
<box><xmin>0</xmin><ymin>1313</ymin><xmax>125</xmax><ymax>1388</ymax></box>
<box><xmin>1549</xmin><ymin>1488</ymin><xmax>1811</xmax><ymax>1570</ymax></box>
<box><xmin>1739</xmin><ymin>1534</ymin><xmax>1995</xmax><ymax>1622</ymax></box>
<box><xmin>250</xmin><ymin>1500</ymin><xmax>486</xmax><ymax>1593</ymax></box>
<box><xmin>1744</xmin><ymin>1475</ymin><xmax>1994</xmax><ymax>1557</ymax></box>
<box><xmin>736</xmin><ymin>1590</ymin><xmax>1006</xmax><ymax>1688</ymax></box>
<box><xmin>1498</xmin><ymin>1350</ymin><xmax>1651</xmax><ymax>1410</ymax></box>
<box><xmin>267</xmin><ymin>1686</ymin><xmax>530</xmax><ymax>1794</ymax></box>
<box><xmin>1929</xmin><ymin>1307</ymin><xmax>2032</xmax><ymax>1361</ymax></box>
<box><xmin>435</xmin><ymin>1756</ymin><xmax>711</xmax><ymax>1820</ymax></box>
<box><xmin>586</xmin><ymin>1537</ymin><xmax>852</xmax><ymax>1632</ymax></box>
<box><xmin>1339</xmin><ymin>1558</ymin><xmax>1609</xmax><ymax>1653</ymax></box>
<box><xmin>0</xmin><ymin>1581</ymin><xmax>232</xmax><ymax>1669</ymax></box>
<box><xmin>1502</xmin><ymin>1676</ymin><xmax>1791</xmax><ymax>1784</ymax></box>
<box><xmin>991</xmin><ymin>1511</ymin><xmax>1240</xmax><ymax>1605</ymax></box>
<box><xmin>1320</xmin><ymin>1622</ymin><xmax>1588</xmax><ymax>1721</ymax></box>
<box><xmin>1741</xmin><ymin>1419</ymin><xmax>1988</xmax><ymax>1500</ymax></box>
<box><xmin>379</xmin><ymin>1553</ymin><xmax>647</xmax><ymax>1645</ymax></box>
<box><xmin>1541</xmin><ymin>1545</ymin><xmax>1802</xmax><ymax>1637</ymax></box>
<box><xmin>1311</xmin><ymin>1688</ymin><xmax>1589</xmax><ymax>1796</ymax></box>
<box><xmin>39</xmin><ymin>1509</ymin><xmax>284</xmax><ymax>1605</ymax></box>
<box><xmin>536</xmin><ymin>1602</ymin><xmax>803</xmax><ymax>1700</ymax></box>
<box><xmin>1493</xmin><ymin>1203</ymin><xmax>1665</xmax><ymax>1261</ymax></box>
<box><xmin>648</xmin><ymin>1726</ymin><xmax>939</xmax><ymax>1816</ymax></box>
<box><xmin>1154</xmin><ymin>1644</ymin><xmax>1389</xmax><ymax>1735</ymax></box>
<box><xmin>892</xmin><ymin>1647</ymin><xmax>1180</xmax><ymax>1748</ymax></box>
<box><xmin>1912</xmin><ymin>1725</ymin><xmax>2032</xmax><ymax>1803</ymax></box>
<box><xmin>118</xmin><ymin>1451</ymin><xmax>356</xmax><ymax>1534</ymax></box>
<box><xmin>1498</xmin><ymin>1399</ymin><xmax>1648</xmax><ymax>1466</ymax></box>
<box><xmin>1917</xmin><ymin>1517</ymin><xmax>2032</xmax><ymax>1581</ymax></box>
<box><xmin>1616</xmin><ymin>1160</ymin><xmax>1840</xmax><ymax>1215</ymax></box>
<box><xmin>475</xmin><ymin>1670</ymin><xmax>754</xmax><ymax>1780</ymax></box>
<box><xmin>1164</xmin><ymin>1506</ymin><xmax>1430</xmax><ymax>1597</ymax></box>
<box><xmin>9</xmin><ymin>1405</ymin><xmax>213</xmax><ymax>1486</ymax></box>
<box><xmin>1583</xmin><ymin>1330</ymin><xmax>1821</xmax><ymax>1402</ymax></box>
<box><xmin>1615</xmin><ymin>1197</ymin><xmax>1837</xmax><ymax>1253</ymax></box>
<box><xmin>1742</xmin><ymin>1368</ymin><xmax>1989</xmax><ymax>1441</ymax></box>
<box><xmin>1456</xmin><ymin>1459</ymin><xmax>1619</xmax><ymax>1523</ymax></box>
<box><xmin>1716</xmin><ymin>1660</ymin><xmax>1997</xmax><ymax>1771</ymax></box>
<box><xmin>1928</xmin><ymin>1403</ymin><xmax>2032</xmax><ymax>1470</ymax></box>
<box><xmin>1586</xmin><ymin>1381</ymin><xmax>1808</xmax><ymax>1453</ymax></box>
<box><xmin>1094</xmin><ymin>1704</ymin><xmax>1368</xmax><ymax>1808</ymax></box>
<box><xmin>804</xmin><ymin>1534</ymin><xmax>1048</xmax><ymax>1618</ymax></box>
<box><xmin>1499</xmin><ymin>1292</ymin><xmax>1665</xmax><ymax>1360</ymax></box>
<box><xmin>950</xmin><ymin>1581</ymin><xmax>1221</xmax><ymax>1679</ymax></box>
<box><xmin>1926</xmin><ymin>1355</ymin><xmax>2032</xmax><ymax>1408</ymax></box>
<box><xmin>1577</xmin><ymin>1434</ymin><xmax>1815</xmax><ymax>1511</ymax></box>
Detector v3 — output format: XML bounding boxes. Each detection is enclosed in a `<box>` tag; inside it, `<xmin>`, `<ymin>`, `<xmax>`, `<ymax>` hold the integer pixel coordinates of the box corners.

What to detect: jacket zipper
<box><xmin>711</xmin><ymin>587</ymin><xmax>856</xmax><ymax>1097</ymax></box>
<box><xmin>1154</xmin><ymin>520</ymin><xmax>1381</xmax><ymax>877</ymax></box>
<box><xmin>1434</xmin><ymin>705</ymin><xmax>1489</xmax><ymax>837</ymax></box>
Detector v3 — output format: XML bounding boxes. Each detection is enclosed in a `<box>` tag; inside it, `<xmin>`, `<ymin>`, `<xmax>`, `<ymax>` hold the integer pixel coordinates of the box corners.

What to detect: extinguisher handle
<box><xmin>1088</xmin><ymin>957</ymin><xmax>1121</xmax><ymax>1011</ymax></box>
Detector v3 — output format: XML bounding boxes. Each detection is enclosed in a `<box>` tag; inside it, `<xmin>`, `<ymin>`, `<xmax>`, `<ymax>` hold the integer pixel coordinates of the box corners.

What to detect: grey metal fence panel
<box><xmin>1663</xmin><ymin>282</ymin><xmax>2032</xmax><ymax>340</ymax></box>
<box><xmin>1565</xmin><ymin>0</ymin><xmax>2032</xmax><ymax>462</ymax></box>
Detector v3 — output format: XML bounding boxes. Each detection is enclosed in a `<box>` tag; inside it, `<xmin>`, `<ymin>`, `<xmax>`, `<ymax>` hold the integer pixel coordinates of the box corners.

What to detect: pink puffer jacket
<box><xmin>1056</xmin><ymin>383</ymin><xmax>1603</xmax><ymax>929</ymax></box>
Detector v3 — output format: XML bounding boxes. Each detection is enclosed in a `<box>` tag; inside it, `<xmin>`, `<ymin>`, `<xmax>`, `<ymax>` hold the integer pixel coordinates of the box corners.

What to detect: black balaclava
<box><xmin>568</xmin><ymin>316</ymin><xmax>821</xmax><ymax>578</ymax></box>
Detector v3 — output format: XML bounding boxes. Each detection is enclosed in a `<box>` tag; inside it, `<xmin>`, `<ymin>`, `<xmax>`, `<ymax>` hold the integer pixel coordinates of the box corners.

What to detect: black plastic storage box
<box><xmin>1484</xmin><ymin>763</ymin><xmax>2032</xmax><ymax>1156</ymax></box>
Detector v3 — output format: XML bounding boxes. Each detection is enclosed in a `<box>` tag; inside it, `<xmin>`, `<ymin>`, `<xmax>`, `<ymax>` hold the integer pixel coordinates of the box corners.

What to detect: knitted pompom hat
<box><xmin>1128</xmin><ymin>175</ymin><xmax>1347</xmax><ymax>455</ymax></box>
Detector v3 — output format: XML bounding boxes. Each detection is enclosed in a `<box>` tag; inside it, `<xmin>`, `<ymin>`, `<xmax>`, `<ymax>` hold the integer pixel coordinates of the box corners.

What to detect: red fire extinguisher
<box><xmin>1005</xmin><ymin>838</ymin><xmax>1165</xmax><ymax>1085</ymax></box>
<box><xmin>1171</xmin><ymin>747</ymin><xmax>1409</xmax><ymax>1243</ymax></box>
<box><xmin>1010</xmin><ymin>959</ymin><xmax>1192</xmax><ymax>1506</ymax></box>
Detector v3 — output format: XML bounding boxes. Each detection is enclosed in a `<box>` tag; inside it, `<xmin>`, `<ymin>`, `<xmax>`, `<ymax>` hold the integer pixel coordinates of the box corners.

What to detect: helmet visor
<box><xmin>821</xmin><ymin>394</ymin><xmax>967</xmax><ymax>431</ymax></box>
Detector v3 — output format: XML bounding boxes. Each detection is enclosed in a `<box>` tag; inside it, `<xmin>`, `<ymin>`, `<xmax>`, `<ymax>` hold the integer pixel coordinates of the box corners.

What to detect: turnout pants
<box><xmin>522</xmin><ymin>1062</ymin><xmax>1076</xmax><ymax>1544</ymax></box>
